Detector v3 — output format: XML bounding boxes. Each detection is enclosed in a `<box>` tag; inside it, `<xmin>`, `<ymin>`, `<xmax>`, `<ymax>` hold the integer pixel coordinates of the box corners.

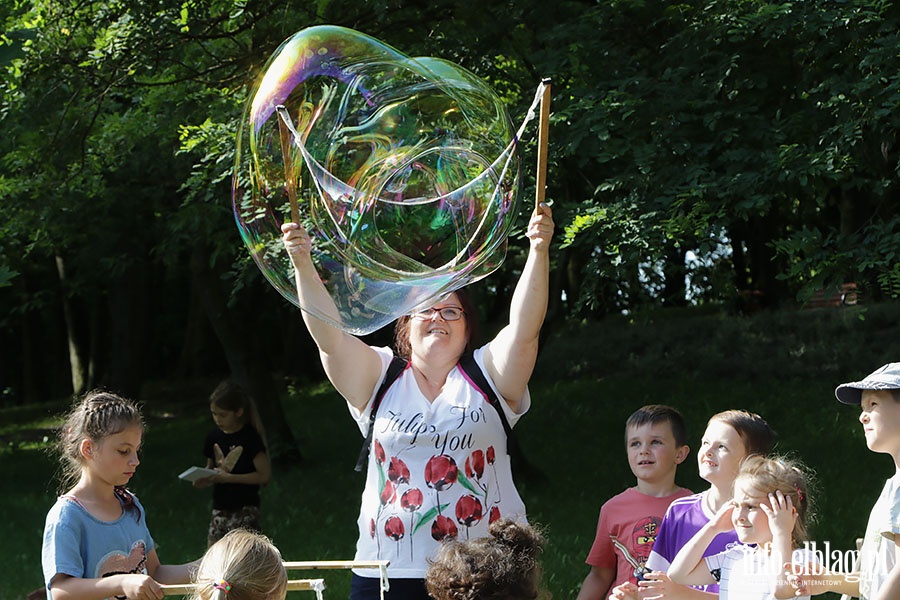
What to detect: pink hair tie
<box><xmin>213</xmin><ymin>579</ymin><xmax>232</xmax><ymax>593</ymax></box>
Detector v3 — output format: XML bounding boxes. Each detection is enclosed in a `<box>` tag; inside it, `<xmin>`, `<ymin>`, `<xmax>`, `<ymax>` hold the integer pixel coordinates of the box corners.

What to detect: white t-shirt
<box><xmin>860</xmin><ymin>471</ymin><xmax>900</xmax><ymax>600</ymax></box>
<box><xmin>348</xmin><ymin>345</ymin><xmax>531</xmax><ymax>579</ymax></box>
<box><xmin>706</xmin><ymin>545</ymin><xmax>815</xmax><ymax>600</ymax></box>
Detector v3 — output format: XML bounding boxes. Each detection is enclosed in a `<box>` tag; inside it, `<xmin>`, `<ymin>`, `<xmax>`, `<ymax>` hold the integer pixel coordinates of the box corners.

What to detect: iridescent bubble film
<box><xmin>233</xmin><ymin>25</ymin><xmax>535</xmax><ymax>335</ymax></box>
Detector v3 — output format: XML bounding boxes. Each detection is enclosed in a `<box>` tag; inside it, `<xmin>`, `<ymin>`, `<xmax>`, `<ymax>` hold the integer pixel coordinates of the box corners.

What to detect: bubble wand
<box><xmin>535</xmin><ymin>78</ymin><xmax>551</xmax><ymax>210</ymax></box>
<box><xmin>276</xmin><ymin>106</ymin><xmax>301</xmax><ymax>224</ymax></box>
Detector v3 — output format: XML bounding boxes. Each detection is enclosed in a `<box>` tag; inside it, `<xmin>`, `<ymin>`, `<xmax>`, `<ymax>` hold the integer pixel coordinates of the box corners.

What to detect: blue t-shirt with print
<box><xmin>42</xmin><ymin>493</ymin><xmax>156</xmax><ymax>598</ymax></box>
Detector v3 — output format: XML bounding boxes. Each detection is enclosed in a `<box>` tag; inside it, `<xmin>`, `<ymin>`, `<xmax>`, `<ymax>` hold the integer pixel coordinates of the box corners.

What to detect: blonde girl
<box><xmin>41</xmin><ymin>390</ymin><xmax>197</xmax><ymax>600</ymax></box>
<box><xmin>190</xmin><ymin>529</ymin><xmax>287</xmax><ymax>600</ymax></box>
<box><xmin>668</xmin><ymin>455</ymin><xmax>815</xmax><ymax>600</ymax></box>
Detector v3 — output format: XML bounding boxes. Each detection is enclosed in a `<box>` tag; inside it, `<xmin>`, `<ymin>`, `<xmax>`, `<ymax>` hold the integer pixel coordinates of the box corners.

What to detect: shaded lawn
<box><xmin>2</xmin><ymin>370</ymin><xmax>880</xmax><ymax>599</ymax></box>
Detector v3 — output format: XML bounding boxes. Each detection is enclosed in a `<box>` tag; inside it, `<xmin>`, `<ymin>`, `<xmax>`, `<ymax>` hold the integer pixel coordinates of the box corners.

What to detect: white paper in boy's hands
<box><xmin>178</xmin><ymin>466</ymin><xmax>218</xmax><ymax>482</ymax></box>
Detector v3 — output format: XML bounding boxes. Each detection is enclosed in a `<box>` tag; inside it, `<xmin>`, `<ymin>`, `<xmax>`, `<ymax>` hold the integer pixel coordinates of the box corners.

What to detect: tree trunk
<box><xmin>56</xmin><ymin>255</ymin><xmax>87</xmax><ymax>395</ymax></box>
<box><xmin>189</xmin><ymin>242</ymin><xmax>302</xmax><ymax>463</ymax></box>
<box><xmin>662</xmin><ymin>241</ymin><xmax>687</xmax><ymax>307</ymax></box>
<box><xmin>104</xmin><ymin>263</ymin><xmax>149</xmax><ymax>396</ymax></box>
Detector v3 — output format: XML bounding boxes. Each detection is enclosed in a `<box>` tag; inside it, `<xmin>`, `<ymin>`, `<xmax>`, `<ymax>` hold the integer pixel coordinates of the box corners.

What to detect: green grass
<box><xmin>5</xmin><ymin>303</ymin><xmax>899</xmax><ymax>599</ymax></box>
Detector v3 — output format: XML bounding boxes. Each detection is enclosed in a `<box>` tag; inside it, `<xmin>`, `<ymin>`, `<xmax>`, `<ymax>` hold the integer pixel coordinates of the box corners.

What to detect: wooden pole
<box><xmin>282</xmin><ymin>560</ymin><xmax>390</xmax><ymax>570</ymax></box>
<box><xmin>161</xmin><ymin>578</ymin><xmax>325</xmax><ymax>596</ymax></box>
<box><xmin>276</xmin><ymin>105</ymin><xmax>301</xmax><ymax>224</ymax></box>
<box><xmin>534</xmin><ymin>78</ymin><xmax>551</xmax><ymax>208</ymax></box>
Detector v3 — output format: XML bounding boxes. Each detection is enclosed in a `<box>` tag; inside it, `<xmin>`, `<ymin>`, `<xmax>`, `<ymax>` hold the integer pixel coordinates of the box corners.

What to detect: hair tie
<box><xmin>213</xmin><ymin>580</ymin><xmax>232</xmax><ymax>593</ymax></box>
<box><xmin>793</xmin><ymin>484</ymin><xmax>804</xmax><ymax>503</ymax></box>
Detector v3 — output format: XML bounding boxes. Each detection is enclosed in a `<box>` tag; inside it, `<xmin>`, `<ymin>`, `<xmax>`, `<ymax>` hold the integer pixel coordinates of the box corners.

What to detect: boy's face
<box><xmin>859</xmin><ymin>390</ymin><xmax>900</xmax><ymax>458</ymax></box>
<box><xmin>698</xmin><ymin>420</ymin><xmax>747</xmax><ymax>486</ymax></box>
<box><xmin>626</xmin><ymin>421</ymin><xmax>689</xmax><ymax>485</ymax></box>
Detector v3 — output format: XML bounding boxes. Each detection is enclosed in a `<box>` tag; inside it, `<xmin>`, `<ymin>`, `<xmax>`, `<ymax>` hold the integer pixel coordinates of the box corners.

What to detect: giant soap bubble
<box><xmin>233</xmin><ymin>25</ymin><xmax>545</xmax><ymax>335</ymax></box>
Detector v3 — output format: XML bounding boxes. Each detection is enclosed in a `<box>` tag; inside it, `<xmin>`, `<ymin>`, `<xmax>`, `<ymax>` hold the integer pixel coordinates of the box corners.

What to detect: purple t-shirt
<box><xmin>644</xmin><ymin>492</ymin><xmax>738</xmax><ymax>593</ymax></box>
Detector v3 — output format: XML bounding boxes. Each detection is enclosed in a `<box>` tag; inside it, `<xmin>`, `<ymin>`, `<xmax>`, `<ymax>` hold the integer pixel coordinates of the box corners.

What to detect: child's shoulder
<box><xmin>667</xmin><ymin>491</ymin><xmax>704</xmax><ymax>508</ymax></box>
<box><xmin>660</xmin><ymin>492</ymin><xmax>704</xmax><ymax>518</ymax></box>
<box><xmin>603</xmin><ymin>486</ymin><xmax>690</xmax><ymax>508</ymax></box>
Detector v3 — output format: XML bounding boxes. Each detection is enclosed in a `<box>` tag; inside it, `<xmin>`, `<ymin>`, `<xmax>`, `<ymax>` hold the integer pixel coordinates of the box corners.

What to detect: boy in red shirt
<box><xmin>577</xmin><ymin>405</ymin><xmax>693</xmax><ymax>600</ymax></box>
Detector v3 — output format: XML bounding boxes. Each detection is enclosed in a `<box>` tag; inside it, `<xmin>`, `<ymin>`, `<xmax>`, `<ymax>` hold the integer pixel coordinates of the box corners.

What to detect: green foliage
<box><xmin>3</xmin><ymin>0</ymin><xmax>900</xmax><ymax>398</ymax></box>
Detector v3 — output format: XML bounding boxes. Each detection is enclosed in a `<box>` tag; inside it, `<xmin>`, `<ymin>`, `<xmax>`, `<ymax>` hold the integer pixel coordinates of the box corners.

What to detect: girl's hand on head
<box><xmin>638</xmin><ymin>571</ymin><xmax>679</xmax><ymax>600</ymax></box>
<box><xmin>762</xmin><ymin>490</ymin><xmax>797</xmax><ymax>539</ymax></box>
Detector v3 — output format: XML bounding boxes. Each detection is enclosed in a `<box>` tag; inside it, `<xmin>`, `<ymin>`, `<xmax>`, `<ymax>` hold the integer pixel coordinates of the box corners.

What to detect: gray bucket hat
<box><xmin>835</xmin><ymin>363</ymin><xmax>900</xmax><ymax>404</ymax></box>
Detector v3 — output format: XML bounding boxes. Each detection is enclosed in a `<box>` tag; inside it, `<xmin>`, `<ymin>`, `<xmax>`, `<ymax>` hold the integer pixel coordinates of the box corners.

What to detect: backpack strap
<box><xmin>456</xmin><ymin>352</ymin><xmax>519</xmax><ymax>457</ymax></box>
<box><xmin>355</xmin><ymin>355</ymin><xmax>408</xmax><ymax>472</ymax></box>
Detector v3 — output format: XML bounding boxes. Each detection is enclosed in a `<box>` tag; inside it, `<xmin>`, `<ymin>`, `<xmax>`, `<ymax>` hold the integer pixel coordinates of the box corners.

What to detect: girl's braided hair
<box><xmin>56</xmin><ymin>390</ymin><xmax>144</xmax><ymax>518</ymax></box>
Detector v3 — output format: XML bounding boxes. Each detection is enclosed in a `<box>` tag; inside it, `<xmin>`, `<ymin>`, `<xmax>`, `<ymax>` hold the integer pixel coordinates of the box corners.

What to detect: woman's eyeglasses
<box><xmin>412</xmin><ymin>307</ymin><xmax>465</xmax><ymax>321</ymax></box>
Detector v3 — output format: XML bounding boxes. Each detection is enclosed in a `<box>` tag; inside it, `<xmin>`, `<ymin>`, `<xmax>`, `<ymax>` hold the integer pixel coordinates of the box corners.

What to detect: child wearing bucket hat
<box><xmin>789</xmin><ymin>363</ymin><xmax>900</xmax><ymax>600</ymax></box>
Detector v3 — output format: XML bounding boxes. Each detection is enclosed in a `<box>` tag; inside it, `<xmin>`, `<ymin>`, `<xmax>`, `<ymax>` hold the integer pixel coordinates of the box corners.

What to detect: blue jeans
<box><xmin>349</xmin><ymin>574</ymin><xmax>430</xmax><ymax>600</ymax></box>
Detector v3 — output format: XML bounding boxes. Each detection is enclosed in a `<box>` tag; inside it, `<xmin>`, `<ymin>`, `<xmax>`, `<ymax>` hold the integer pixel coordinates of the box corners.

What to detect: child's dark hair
<box><xmin>56</xmin><ymin>390</ymin><xmax>143</xmax><ymax>517</ymax></box>
<box><xmin>210</xmin><ymin>380</ymin><xmax>268</xmax><ymax>450</ymax></box>
<box><xmin>735</xmin><ymin>455</ymin><xmax>815</xmax><ymax>548</ymax></box>
<box><xmin>625</xmin><ymin>404</ymin><xmax>688</xmax><ymax>447</ymax></box>
<box><xmin>425</xmin><ymin>518</ymin><xmax>546</xmax><ymax>600</ymax></box>
<box><xmin>709</xmin><ymin>410</ymin><xmax>776</xmax><ymax>457</ymax></box>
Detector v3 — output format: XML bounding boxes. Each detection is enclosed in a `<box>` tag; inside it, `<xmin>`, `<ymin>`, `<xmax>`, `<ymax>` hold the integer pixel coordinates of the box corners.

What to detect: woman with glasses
<box><xmin>281</xmin><ymin>202</ymin><xmax>553</xmax><ymax>600</ymax></box>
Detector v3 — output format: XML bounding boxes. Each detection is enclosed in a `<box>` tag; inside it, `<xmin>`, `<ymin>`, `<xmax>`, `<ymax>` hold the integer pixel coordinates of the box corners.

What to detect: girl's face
<box><xmin>408</xmin><ymin>293</ymin><xmax>468</xmax><ymax>360</ymax></box>
<box><xmin>84</xmin><ymin>424</ymin><xmax>142</xmax><ymax>487</ymax></box>
<box><xmin>698</xmin><ymin>420</ymin><xmax>747</xmax><ymax>486</ymax></box>
<box><xmin>731</xmin><ymin>479</ymin><xmax>772</xmax><ymax>545</ymax></box>
<box><xmin>211</xmin><ymin>405</ymin><xmax>244</xmax><ymax>434</ymax></box>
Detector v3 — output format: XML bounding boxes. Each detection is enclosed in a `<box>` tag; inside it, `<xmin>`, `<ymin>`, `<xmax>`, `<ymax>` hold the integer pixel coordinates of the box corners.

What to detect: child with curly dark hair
<box><xmin>425</xmin><ymin>518</ymin><xmax>546</xmax><ymax>600</ymax></box>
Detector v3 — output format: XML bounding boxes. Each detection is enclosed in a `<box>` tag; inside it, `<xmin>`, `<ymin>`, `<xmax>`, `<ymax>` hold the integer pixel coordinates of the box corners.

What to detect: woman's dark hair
<box><xmin>426</xmin><ymin>518</ymin><xmax>546</xmax><ymax>600</ymax></box>
<box><xmin>393</xmin><ymin>288</ymin><xmax>480</xmax><ymax>360</ymax></box>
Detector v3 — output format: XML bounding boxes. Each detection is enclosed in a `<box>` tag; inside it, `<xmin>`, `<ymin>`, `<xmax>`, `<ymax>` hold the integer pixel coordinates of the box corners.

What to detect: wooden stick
<box><xmin>534</xmin><ymin>78</ymin><xmax>552</xmax><ymax>208</ymax></box>
<box><xmin>161</xmin><ymin>578</ymin><xmax>325</xmax><ymax>596</ymax></box>
<box><xmin>276</xmin><ymin>105</ymin><xmax>301</xmax><ymax>224</ymax></box>
<box><xmin>283</xmin><ymin>559</ymin><xmax>390</xmax><ymax>570</ymax></box>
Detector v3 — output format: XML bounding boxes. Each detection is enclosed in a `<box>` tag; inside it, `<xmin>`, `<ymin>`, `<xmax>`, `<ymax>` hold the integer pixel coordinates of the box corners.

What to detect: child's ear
<box><xmin>674</xmin><ymin>444</ymin><xmax>690</xmax><ymax>464</ymax></box>
<box><xmin>236</xmin><ymin>407</ymin><xmax>245</xmax><ymax>419</ymax></box>
<box><xmin>80</xmin><ymin>439</ymin><xmax>94</xmax><ymax>460</ymax></box>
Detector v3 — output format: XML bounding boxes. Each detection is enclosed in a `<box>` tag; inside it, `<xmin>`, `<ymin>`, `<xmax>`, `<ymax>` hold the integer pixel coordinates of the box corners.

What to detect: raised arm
<box><xmin>483</xmin><ymin>203</ymin><xmax>553</xmax><ymax>410</ymax></box>
<box><xmin>668</xmin><ymin>503</ymin><xmax>735</xmax><ymax>586</ymax></box>
<box><xmin>282</xmin><ymin>222</ymin><xmax>382</xmax><ymax>409</ymax></box>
